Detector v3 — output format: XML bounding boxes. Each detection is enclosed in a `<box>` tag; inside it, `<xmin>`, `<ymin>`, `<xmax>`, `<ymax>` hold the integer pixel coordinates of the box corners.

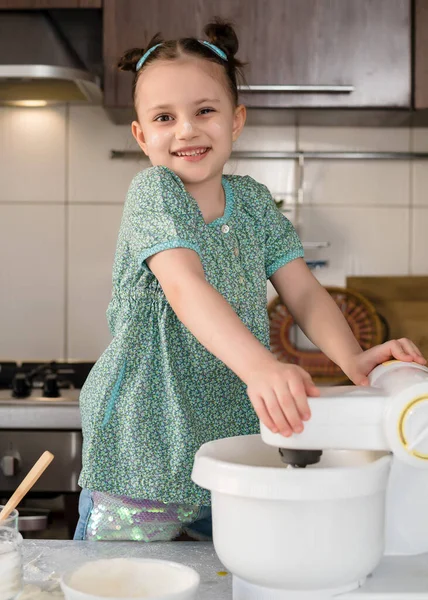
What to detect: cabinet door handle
<box><xmin>238</xmin><ymin>84</ymin><xmax>354</xmax><ymax>93</ymax></box>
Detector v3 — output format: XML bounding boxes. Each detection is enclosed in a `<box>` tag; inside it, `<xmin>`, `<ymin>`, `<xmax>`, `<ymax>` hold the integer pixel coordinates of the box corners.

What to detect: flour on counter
<box><xmin>19</xmin><ymin>585</ymin><xmax>63</xmax><ymax>600</ymax></box>
<box><xmin>0</xmin><ymin>546</ymin><xmax>22</xmax><ymax>600</ymax></box>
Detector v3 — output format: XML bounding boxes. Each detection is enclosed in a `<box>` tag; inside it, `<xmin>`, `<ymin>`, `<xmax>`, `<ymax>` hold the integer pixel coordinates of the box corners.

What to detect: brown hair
<box><xmin>117</xmin><ymin>18</ymin><xmax>245</xmax><ymax>107</ymax></box>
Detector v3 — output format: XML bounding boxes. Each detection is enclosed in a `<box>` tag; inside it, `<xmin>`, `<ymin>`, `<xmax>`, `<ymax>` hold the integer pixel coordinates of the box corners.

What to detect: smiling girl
<box><xmin>74</xmin><ymin>19</ymin><xmax>425</xmax><ymax>542</ymax></box>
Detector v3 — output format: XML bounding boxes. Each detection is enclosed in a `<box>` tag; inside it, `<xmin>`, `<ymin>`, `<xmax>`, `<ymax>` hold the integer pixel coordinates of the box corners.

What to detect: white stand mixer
<box><xmin>192</xmin><ymin>360</ymin><xmax>428</xmax><ymax>599</ymax></box>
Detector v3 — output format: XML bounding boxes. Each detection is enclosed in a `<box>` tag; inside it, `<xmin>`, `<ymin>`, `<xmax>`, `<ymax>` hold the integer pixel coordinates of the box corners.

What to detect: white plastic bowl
<box><xmin>60</xmin><ymin>558</ymin><xmax>200</xmax><ymax>600</ymax></box>
<box><xmin>192</xmin><ymin>434</ymin><xmax>392</xmax><ymax>594</ymax></box>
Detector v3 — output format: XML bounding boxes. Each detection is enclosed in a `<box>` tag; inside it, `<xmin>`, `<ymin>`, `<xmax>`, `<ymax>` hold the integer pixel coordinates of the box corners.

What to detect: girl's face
<box><xmin>132</xmin><ymin>58</ymin><xmax>246</xmax><ymax>186</ymax></box>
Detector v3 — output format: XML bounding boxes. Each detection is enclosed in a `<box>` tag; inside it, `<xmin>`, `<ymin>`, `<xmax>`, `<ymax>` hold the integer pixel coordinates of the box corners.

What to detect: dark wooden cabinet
<box><xmin>104</xmin><ymin>0</ymin><xmax>411</xmax><ymax>111</ymax></box>
<box><xmin>415</xmin><ymin>0</ymin><xmax>428</xmax><ymax>109</ymax></box>
<box><xmin>0</xmin><ymin>1</ymin><xmax>101</xmax><ymax>7</ymax></box>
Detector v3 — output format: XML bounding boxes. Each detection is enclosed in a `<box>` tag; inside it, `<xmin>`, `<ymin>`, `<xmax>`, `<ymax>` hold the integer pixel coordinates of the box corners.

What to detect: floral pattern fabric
<box><xmin>78</xmin><ymin>166</ymin><xmax>304</xmax><ymax>505</ymax></box>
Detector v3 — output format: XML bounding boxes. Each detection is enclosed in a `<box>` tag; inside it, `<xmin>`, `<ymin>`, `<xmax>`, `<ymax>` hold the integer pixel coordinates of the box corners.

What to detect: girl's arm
<box><xmin>270</xmin><ymin>258</ymin><xmax>425</xmax><ymax>382</ymax></box>
<box><xmin>147</xmin><ymin>248</ymin><xmax>319</xmax><ymax>436</ymax></box>
<box><xmin>148</xmin><ymin>248</ymin><xmax>275</xmax><ymax>381</ymax></box>
<box><xmin>271</xmin><ymin>258</ymin><xmax>363</xmax><ymax>366</ymax></box>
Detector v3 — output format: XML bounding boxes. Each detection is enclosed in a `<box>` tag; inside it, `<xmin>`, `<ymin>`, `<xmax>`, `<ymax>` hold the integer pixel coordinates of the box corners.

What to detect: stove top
<box><xmin>0</xmin><ymin>361</ymin><xmax>93</xmax><ymax>403</ymax></box>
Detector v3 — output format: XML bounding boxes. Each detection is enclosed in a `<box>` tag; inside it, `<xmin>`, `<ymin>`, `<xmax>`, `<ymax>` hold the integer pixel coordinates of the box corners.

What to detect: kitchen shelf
<box><xmin>231</xmin><ymin>151</ymin><xmax>428</xmax><ymax>160</ymax></box>
<box><xmin>110</xmin><ymin>150</ymin><xmax>428</xmax><ymax>161</ymax></box>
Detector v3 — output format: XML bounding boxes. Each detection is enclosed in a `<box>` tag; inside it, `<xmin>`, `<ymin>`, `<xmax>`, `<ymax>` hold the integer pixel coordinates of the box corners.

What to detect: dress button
<box><xmin>221</xmin><ymin>224</ymin><xmax>230</xmax><ymax>234</ymax></box>
<box><xmin>234</xmin><ymin>247</ymin><xmax>239</xmax><ymax>257</ymax></box>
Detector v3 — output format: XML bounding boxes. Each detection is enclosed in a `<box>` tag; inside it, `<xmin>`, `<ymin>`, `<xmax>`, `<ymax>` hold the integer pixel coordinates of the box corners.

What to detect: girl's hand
<box><xmin>247</xmin><ymin>363</ymin><xmax>320</xmax><ymax>437</ymax></box>
<box><xmin>343</xmin><ymin>338</ymin><xmax>427</xmax><ymax>386</ymax></box>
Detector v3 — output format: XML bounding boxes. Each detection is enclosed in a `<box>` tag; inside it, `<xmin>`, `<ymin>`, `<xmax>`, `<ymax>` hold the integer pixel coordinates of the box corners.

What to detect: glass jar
<box><xmin>0</xmin><ymin>508</ymin><xmax>19</xmax><ymax>531</ymax></box>
<box><xmin>0</xmin><ymin>526</ymin><xmax>23</xmax><ymax>600</ymax></box>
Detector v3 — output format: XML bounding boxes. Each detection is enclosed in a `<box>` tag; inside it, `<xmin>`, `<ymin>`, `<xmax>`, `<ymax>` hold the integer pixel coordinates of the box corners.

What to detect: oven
<box><xmin>0</xmin><ymin>361</ymin><xmax>92</xmax><ymax>538</ymax></box>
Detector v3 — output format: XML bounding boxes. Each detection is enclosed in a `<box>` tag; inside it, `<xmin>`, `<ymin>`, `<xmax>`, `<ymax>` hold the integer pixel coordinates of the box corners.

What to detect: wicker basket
<box><xmin>268</xmin><ymin>287</ymin><xmax>385</xmax><ymax>385</ymax></box>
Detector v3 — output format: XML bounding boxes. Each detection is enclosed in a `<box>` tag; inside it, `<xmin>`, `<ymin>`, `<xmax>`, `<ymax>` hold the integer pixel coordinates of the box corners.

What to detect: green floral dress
<box><xmin>78</xmin><ymin>166</ymin><xmax>304</xmax><ymax>505</ymax></box>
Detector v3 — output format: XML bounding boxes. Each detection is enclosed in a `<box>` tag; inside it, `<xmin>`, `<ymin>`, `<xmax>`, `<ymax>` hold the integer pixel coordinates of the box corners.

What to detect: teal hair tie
<box><xmin>199</xmin><ymin>40</ymin><xmax>228</xmax><ymax>61</ymax></box>
<box><xmin>136</xmin><ymin>43</ymin><xmax>162</xmax><ymax>71</ymax></box>
<box><xmin>136</xmin><ymin>40</ymin><xmax>227</xmax><ymax>72</ymax></box>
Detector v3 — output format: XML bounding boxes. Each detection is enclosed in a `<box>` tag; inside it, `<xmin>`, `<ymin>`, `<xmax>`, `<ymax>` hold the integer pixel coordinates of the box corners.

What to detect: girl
<box><xmin>74</xmin><ymin>20</ymin><xmax>425</xmax><ymax>542</ymax></box>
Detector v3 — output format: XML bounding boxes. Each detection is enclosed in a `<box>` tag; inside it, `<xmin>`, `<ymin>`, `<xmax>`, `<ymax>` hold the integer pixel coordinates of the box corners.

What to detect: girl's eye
<box><xmin>198</xmin><ymin>108</ymin><xmax>214</xmax><ymax>115</ymax></box>
<box><xmin>155</xmin><ymin>115</ymin><xmax>173</xmax><ymax>122</ymax></box>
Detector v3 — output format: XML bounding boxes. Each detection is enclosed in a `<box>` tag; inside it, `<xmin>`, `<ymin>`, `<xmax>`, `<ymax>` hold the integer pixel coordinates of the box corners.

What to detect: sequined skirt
<box><xmin>74</xmin><ymin>489</ymin><xmax>212</xmax><ymax>542</ymax></box>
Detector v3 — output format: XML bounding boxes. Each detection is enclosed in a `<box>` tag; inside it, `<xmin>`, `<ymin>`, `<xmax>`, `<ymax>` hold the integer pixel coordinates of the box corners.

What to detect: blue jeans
<box><xmin>73</xmin><ymin>489</ymin><xmax>93</xmax><ymax>541</ymax></box>
<box><xmin>73</xmin><ymin>489</ymin><xmax>212</xmax><ymax>542</ymax></box>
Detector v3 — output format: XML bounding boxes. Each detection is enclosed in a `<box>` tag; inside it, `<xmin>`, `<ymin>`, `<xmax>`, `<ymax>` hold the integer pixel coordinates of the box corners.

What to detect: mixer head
<box><xmin>279</xmin><ymin>448</ymin><xmax>323</xmax><ymax>468</ymax></box>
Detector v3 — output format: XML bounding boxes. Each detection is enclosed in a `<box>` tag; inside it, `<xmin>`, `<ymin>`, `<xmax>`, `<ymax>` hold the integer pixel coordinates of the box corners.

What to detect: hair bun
<box><xmin>117</xmin><ymin>34</ymin><xmax>163</xmax><ymax>72</ymax></box>
<box><xmin>117</xmin><ymin>48</ymin><xmax>145</xmax><ymax>72</ymax></box>
<box><xmin>204</xmin><ymin>18</ymin><xmax>239</xmax><ymax>59</ymax></box>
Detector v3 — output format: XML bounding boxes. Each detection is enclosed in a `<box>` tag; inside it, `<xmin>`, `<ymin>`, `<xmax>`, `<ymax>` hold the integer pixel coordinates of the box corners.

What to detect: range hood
<box><xmin>0</xmin><ymin>11</ymin><xmax>102</xmax><ymax>106</ymax></box>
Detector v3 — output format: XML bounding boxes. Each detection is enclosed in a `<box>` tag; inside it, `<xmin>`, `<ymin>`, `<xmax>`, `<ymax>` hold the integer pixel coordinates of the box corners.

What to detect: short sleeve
<box><xmin>262</xmin><ymin>184</ymin><xmax>304</xmax><ymax>278</ymax></box>
<box><xmin>121</xmin><ymin>166</ymin><xmax>201</xmax><ymax>269</ymax></box>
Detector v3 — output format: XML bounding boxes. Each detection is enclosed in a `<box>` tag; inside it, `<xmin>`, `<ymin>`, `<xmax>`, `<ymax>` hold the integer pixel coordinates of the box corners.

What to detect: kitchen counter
<box><xmin>22</xmin><ymin>540</ymin><xmax>231</xmax><ymax>599</ymax></box>
<box><xmin>21</xmin><ymin>540</ymin><xmax>428</xmax><ymax>600</ymax></box>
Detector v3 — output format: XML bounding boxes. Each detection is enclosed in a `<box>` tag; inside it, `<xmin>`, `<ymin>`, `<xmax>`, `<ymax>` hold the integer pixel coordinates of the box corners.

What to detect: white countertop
<box><xmin>21</xmin><ymin>540</ymin><xmax>428</xmax><ymax>600</ymax></box>
<box><xmin>22</xmin><ymin>540</ymin><xmax>231</xmax><ymax>599</ymax></box>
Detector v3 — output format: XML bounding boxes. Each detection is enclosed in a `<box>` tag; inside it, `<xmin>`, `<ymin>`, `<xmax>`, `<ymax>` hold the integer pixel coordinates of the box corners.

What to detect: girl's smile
<box><xmin>171</xmin><ymin>146</ymin><xmax>211</xmax><ymax>161</ymax></box>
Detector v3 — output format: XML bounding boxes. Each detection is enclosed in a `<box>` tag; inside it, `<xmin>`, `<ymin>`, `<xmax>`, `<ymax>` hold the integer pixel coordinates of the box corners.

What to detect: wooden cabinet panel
<box><xmin>104</xmin><ymin>0</ymin><xmax>411</xmax><ymax>110</ymax></box>
<box><xmin>415</xmin><ymin>0</ymin><xmax>428</xmax><ymax>109</ymax></box>
<box><xmin>0</xmin><ymin>1</ymin><xmax>101</xmax><ymax>7</ymax></box>
<box><xmin>210</xmin><ymin>0</ymin><xmax>410</xmax><ymax>109</ymax></box>
<box><xmin>104</xmin><ymin>0</ymin><xmax>201</xmax><ymax>107</ymax></box>
<box><xmin>347</xmin><ymin>276</ymin><xmax>428</xmax><ymax>360</ymax></box>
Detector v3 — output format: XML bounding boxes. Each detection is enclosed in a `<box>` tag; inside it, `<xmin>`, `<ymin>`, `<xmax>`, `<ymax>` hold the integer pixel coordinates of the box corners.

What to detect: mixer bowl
<box><xmin>192</xmin><ymin>434</ymin><xmax>392</xmax><ymax>594</ymax></box>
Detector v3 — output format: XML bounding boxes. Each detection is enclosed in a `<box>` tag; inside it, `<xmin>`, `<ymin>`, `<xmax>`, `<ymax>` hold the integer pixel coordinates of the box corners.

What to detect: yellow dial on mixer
<box><xmin>398</xmin><ymin>395</ymin><xmax>428</xmax><ymax>460</ymax></box>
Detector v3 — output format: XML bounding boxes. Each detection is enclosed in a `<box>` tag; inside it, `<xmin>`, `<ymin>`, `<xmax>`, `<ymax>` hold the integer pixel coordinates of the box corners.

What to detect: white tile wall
<box><xmin>297</xmin><ymin>127</ymin><xmax>414</xmax><ymax>285</ymax></box>
<box><xmin>0</xmin><ymin>107</ymin><xmax>427</xmax><ymax>360</ymax></box>
<box><xmin>67</xmin><ymin>204</ymin><xmax>122</xmax><ymax>360</ymax></box>
<box><xmin>299</xmin><ymin>127</ymin><xmax>411</xmax><ymax>207</ymax></box>
<box><xmin>0</xmin><ymin>204</ymin><xmax>65</xmax><ymax>360</ymax></box>
<box><xmin>0</xmin><ymin>106</ymin><xmax>66</xmax><ymax>203</ymax></box>
<box><xmin>412</xmin><ymin>128</ymin><xmax>428</xmax><ymax>208</ymax></box>
<box><xmin>68</xmin><ymin>106</ymin><xmax>146</xmax><ymax>204</ymax></box>
<box><xmin>411</xmin><ymin>208</ymin><xmax>428</xmax><ymax>275</ymax></box>
<box><xmin>226</xmin><ymin>125</ymin><xmax>296</xmax><ymax>196</ymax></box>
<box><xmin>298</xmin><ymin>127</ymin><xmax>411</xmax><ymax>152</ymax></box>
<box><xmin>227</xmin><ymin>158</ymin><xmax>296</xmax><ymax>196</ymax></box>
<box><xmin>299</xmin><ymin>205</ymin><xmax>410</xmax><ymax>276</ymax></box>
<box><xmin>236</xmin><ymin>125</ymin><xmax>296</xmax><ymax>151</ymax></box>
<box><xmin>300</xmin><ymin>160</ymin><xmax>410</xmax><ymax>207</ymax></box>
<box><xmin>410</xmin><ymin>129</ymin><xmax>428</xmax><ymax>274</ymax></box>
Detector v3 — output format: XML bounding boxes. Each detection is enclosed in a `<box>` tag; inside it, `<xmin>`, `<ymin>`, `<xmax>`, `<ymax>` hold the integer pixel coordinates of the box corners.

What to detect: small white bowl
<box><xmin>60</xmin><ymin>558</ymin><xmax>200</xmax><ymax>600</ymax></box>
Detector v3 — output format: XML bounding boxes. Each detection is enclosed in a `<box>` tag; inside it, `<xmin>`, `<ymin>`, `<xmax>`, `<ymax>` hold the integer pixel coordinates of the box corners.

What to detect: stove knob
<box><xmin>43</xmin><ymin>373</ymin><xmax>60</xmax><ymax>398</ymax></box>
<box><xmin>11</xmin><ymin>373</ymin><xmax>31</xmax><ymax>398</ymax></box>
<box><xmin>0</xmin><ymin>452</ymin><xmax>21</xmax><ymax>477</ymax></box>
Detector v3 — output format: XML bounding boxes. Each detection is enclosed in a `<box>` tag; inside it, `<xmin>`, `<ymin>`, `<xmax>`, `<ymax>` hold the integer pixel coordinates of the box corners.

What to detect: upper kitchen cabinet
<box><xmin>103</xmin><ymin>0</ymin><xmax>411</xmax><ymax>112</ymax></box>
<box><xmin>0</xmin><ymin>1</ymin><xmax>101</xmax><ymax>6</ymax></box>
<box><xmin>415</xmin><ymin>0</ymin><xmax>428</xmax><ymax>109</ymax></box>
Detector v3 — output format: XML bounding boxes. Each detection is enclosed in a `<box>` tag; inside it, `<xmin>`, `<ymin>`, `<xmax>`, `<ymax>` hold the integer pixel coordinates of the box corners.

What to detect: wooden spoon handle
<box><xmin>0</xmin><ymin>451</ymin><xmax>54</xmax><ymax>522</ymax></box>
